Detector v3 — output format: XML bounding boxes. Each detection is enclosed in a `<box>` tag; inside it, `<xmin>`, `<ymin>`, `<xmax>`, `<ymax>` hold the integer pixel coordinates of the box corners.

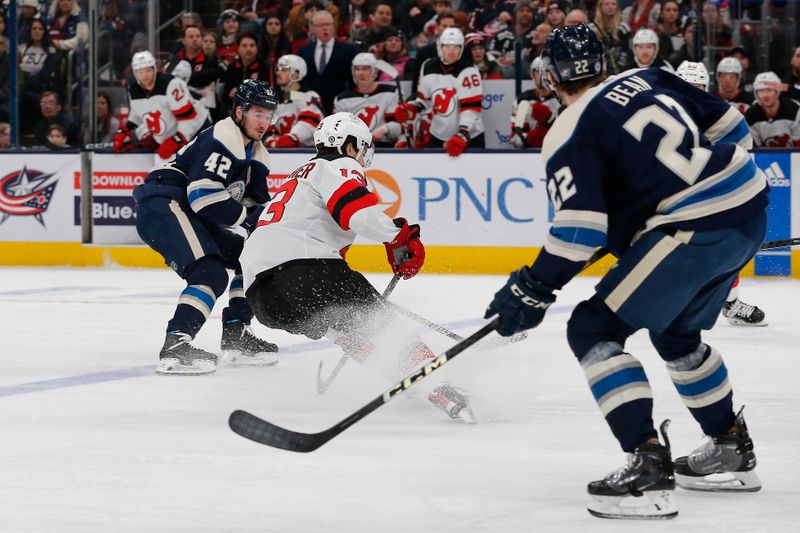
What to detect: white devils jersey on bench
<box><xmin>270</xmin><ymin>88</ymin><xmax>324</xmax><ymax>146</ymax></box>
<box><xmin>333</xmin><ymin>85</ymin><xmax>401</xmax><ymax>141</ymax></box>
<box><xmin>240</xmin><ymin>154</ymin><xmax>400</xmax><ymax>292</ymax></box>
<box><xmin>416</xmin><ymin>58</ymin><xmax>485</xmax><ymax>141</ymax></box>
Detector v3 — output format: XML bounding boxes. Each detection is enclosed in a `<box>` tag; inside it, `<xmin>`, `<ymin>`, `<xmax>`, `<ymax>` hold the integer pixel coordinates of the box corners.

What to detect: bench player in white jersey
<box><xmin>263</xmin><ymin>54</ymin><xmax>324</xmax><ymax>149</ymax></box>
<box><xmin>510</xmin><ymin>56</ymin><xmax>560</xmax><ymax>149</ymax></box>
<box><xmin>745</xmin><ymin>71</ymin><xmax>800</xmax><ymax>148</ymax></box>
<box><xmin>629</xmin><ymin>28</ymin><xmax>674</xmax><ymax>72</ymax></box>
<box><xmin>398</xmin><ymin>28</ymin><xmax>485</xmax><ymax>156</ymax></box>
<box><xmin>240</xmin><ymin>112</ymin><xmax>476</xmax><ymax>423</ymax></box>
<box><xmin>715</xmin><ymin>57</ymin><xmax>754</xmax><ymax>115</ymax></box>
<box><xmin>333</xmin><ymin>53</ymin><xmax>401</xmax><ymax>147</ymax></box>
<box><xmin>677</xmin><ymin>61</ymin><xmax>767</xmax><ymax>326</ymax></box>
<box><xmin>114</xmin><ymin>51</ymin><xmax>210</xmax><ymax>160</ymax></box>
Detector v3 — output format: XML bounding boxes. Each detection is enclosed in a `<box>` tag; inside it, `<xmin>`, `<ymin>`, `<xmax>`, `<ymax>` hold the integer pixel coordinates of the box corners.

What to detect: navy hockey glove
<box><xmin>484</xmin><ymin>268</ymin><xmax>556</xmax><ymax>337</ymax></box>
<box><xmin>241</xmin><ymin>205</ymin><xmax>265</xmax><ymax>235</ymax></box>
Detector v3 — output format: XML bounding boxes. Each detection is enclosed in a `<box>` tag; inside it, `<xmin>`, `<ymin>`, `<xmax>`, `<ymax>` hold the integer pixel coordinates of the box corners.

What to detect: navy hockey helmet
<box><xmin>541</xmin><ymin>24</ymin><xmax>605</xmax><ymax>90</ymax></box>
<box><xmin>233</xmin><ymin>79</ymin><xmax>279</xmax><ymax>113</ymax></box>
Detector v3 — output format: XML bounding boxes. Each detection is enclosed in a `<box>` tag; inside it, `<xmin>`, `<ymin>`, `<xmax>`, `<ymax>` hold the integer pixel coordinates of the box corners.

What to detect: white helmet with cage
<box><xmin>676</xmin><ymin>61</ymin><xmax>710</xmax><ymax>91</ymax></box>
<box><xmin>313</xmin><ymin>112</ymin><xmax>375</xmax><ymax>168</ymax></box>
<box><xmin>276</xmin><ymin>54</ymin><xmax>308</xmax><ymax>82</ymax></box>
<box><xmin>132</xmin><ymin>50</ymin><xmax>157</xmax><ymax>72</ymax></box>
<box><xmin>437</xmin><ymin>27</ymin><xmax>465</xmax><ymax>64</ymax></box>
<box><xmin>351</xmin><ymin>52</ymin><xmax>378</xmax><ymax>82</ymax></box>
<box><xmin>716</xmin><ymin>56</ymin><xmax>743</xmax><ymax>80</ymax></box>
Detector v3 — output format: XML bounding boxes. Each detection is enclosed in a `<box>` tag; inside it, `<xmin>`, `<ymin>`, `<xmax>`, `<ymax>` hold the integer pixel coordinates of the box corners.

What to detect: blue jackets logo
<box><xmin>0</xmin><ymin>166</ymin><xmax>59</xmax><ymax>226</ymax></box>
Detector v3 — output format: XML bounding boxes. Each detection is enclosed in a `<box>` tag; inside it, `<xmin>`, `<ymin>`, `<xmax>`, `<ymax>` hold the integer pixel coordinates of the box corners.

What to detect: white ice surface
<box><xmin>0</xmin><ymin>267</ymin><xmax>798</xmax><ymax>532</ymax></box>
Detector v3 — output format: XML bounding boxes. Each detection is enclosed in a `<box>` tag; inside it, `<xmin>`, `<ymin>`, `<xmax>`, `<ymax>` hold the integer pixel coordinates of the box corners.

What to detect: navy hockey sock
<box><xmin>221</xmin><ymin>273</ymin><xmax>254</xmax><ymax>324</ymax></box>
<box><xmin>167</xmin><ymin>258</ymin><xmax>227</xmax><ymax>337</ymax></box>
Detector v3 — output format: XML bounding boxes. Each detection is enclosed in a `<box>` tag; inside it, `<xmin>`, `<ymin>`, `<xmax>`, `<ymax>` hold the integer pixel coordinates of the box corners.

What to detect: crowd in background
<box><xmin>0</xmin><ymin>0</ymin><xmax>799</xmax><ymax>150</ymax></box>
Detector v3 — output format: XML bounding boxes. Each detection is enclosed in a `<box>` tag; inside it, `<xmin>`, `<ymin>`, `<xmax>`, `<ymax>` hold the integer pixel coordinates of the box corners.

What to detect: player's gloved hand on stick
<box><xmin>384</xmin><ymin>217</ymin><xmax>425</xmax><ymax>279</ymax></box>
<box><xmin>526</xmin><ymin>127</ymin><xmax>548</xmax><ymax>148</ymax></box>
<box><xmin>445</xmin><ymin>130</ymin><xmax>469</xmax><ymax>158</ymax></box>
<box><xmin>531</xmin><ymin>102</ymin><xmax>553</xmax><ymax>126</ymax></box>
<box><xmin>485</xmin><ymin>267</ymin><xmax>556</xmax><ymax>336</ymax></box>
<box><xmin>240</xmin><ymin>205</ymin><xmax>265</xmax><ymax>235</ymax></box>
<box><xmin>268</xmin><ymin>134</ymin><xmax>300</xmax><ymax>148</ymax></box>
<box><xmin>393</xmin><ymin>103</ymin><xmax>419</xmax><ymax>124</ymax></box>
<box><xmin>157</xmin><ymin>133</ymin><xmax>186</xmax><ymax>159</ymax></box>
<box><xmin>113</xmin><ymin>123</ymin><xmax>135</xmax><ymax>153</ymax></box>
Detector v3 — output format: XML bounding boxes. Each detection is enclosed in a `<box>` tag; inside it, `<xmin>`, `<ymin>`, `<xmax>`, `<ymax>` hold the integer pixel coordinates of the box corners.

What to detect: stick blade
<box><xmin>229</xmin><ymin>410</ymin><xmax>329</xmax><ymax>453</ymax></box>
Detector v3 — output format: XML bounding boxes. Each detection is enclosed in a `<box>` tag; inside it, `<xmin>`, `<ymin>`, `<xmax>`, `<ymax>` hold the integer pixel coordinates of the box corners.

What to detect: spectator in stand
<box><xmin>286</xmin><ymin>0</ymin><xmax>340</xmax><ymax>46</ymax></box>
<box><xmin>654</xmin><ymin>0</ymin><xmax>684</xmax><ymax>61</ymax></box>
<box><xmin>222</xmin><ymin>34</ymin><xmax>272</xmax><ymax>109</ymax></box>
<box><xmin>354</xmin><ymin>2</ymin><xmax>395</xmax><ymax>51</ymax></box>
<box><xmin>545</xmin><ymin>0</ymin><xmax>568</xmax><ymax>30</ymax></box>
<box><xmin>415</xmin><ymin>0</ymin><xmax>453</xmax><ymax>48</ymax></box>
<box><xmin>0</xmin><ymin>122</ymin><xmax>11</xmax><ymax>148</ymax></box>
<box><xmin>715</xmin><ymin>57</ymin><xmax>753</xmax><ymax>115</ymax></box>
<box><xmin>668</xmin><ymin>19</ymin><xmax>700</xmax><ymax>69</ymax></box>
<box><xmin>700</xmin><ymin>1</ymin><xmax>732</xmax><ymax>53</ymax></box>
<box><xmin>745</xmin><ymin>71</ymin><xmax>800</xmax><ymax>148</ymax></box>
<box><xmin>0</xmin><ymin>36</ymin><xmax>8</xmax><ymax>123</ymax></box>
<box><xmin>529</xmin><ymin>22</ymin><xmax>552</xmax><ymax>62</ymax></box>
<box><xmin>19</xmin><ymin>18</ymin><xmax>58</xmax><ymax>135</ymax></box>
<box><xmin>730</xmin><ymin>46</ymin><xmax>755</xmax><ymax>93</ymax></box>
<box><xmin>46</xmin><ymin>123</ymin><xmax>70</xmax><ymax>149</ymax></box>
<box><xmin>300</xmin><ymin>9</ymin><xmax>358</xmax><ymax>114</ymax></box>
<box><xmin>787</xmin><ymin>47</ymin><xmax>800</xmax><ymax>103</ymax></box>
<box><xmin>170</xmin><ymin>25</ymin><xmax>222</xmax><ymax>103</ymax></box>
<box><xmin>397</xmin><ymin>0</ymin><xmax>435</xmax><ymax>42</ymax></box>
<box><xmin>48</xmin><ymin>0</ymin><xmax>89</xmax><ymax>52</ymax></box>
<box><xmin>466</xmin><ymin>32</ymin><xmax>503</xmax><ymax>79</ymax></box>
<box><xmin>338</xmin><ymin>0</ymin><xmax>372</xmax><ymax>41</ymax></box>
<box><xmin>218</xmin><ymin>9</ymin><xmax>242</xmax><ymax>67</ymax></box>
<box><xmin>622</xmin><ymin>0</ymin><xmax>661</xmax><ymax>35</ymax></box>
<box><xmin>226</xmin><ymin>0</ymin><xmax>284</xmax><ymax>23</ymax></box>
<box><xmin>33</xmin><ymin>91</ymin><xmax>80</xmax><ymax>147</ymax></box>
<box><xmin>467</xmin><ymin>0</ymin><xmax>515</xmax><ymax>35</ymax></box>
<box><xmin>289</xmin><ymin>0</ymin><xmax>324</xmax><ymax>54</ymax></box>
<box><xmin>411</xmin><ymin>10</ymin><xmax>456</xmax><ymax>91</ymax></box>
<box><xmin>261</xmin><ymin>16</ymin><xmax>293</xmax><ymax>67</ymax></box>
<box><xmin>565</xmin><ymin>8</ymin><xmax>590</xmax><ymax>27</ymax></box>
<box><xmin>375</xmin><ymin>28</ymin><xmax>415</xmax><ymax>81</ymax></box>
<box><xmin>591</xmin><ymin>0</ymin><xmax>632</xmax><ymax>74</ymax></box>
<box><xmin>17</xmin><ymin>0</ymin><xmax>42</xmax><ymax>45</ymax></box>
<box><xmin>629</xmin><ymin>27</ymin><xmax>674</xmax><ymax>71</ymax></box>
<box><xmin>488</xmin><ymin>0</ymin><xmax>537</xmax><ymax>79</ymax></box>
<box><xmin>90</xmin><ymin>91</ymin><xmax>120</xmax><ymax>144</ymax></box>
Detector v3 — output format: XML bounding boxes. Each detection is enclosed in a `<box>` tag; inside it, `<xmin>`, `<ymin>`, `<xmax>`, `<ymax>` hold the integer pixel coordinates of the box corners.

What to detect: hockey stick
<box><xmin>761</xmin><ymin>237</ymin><xmax>800</xmax><ymax>250</ymax></box>
<box><xmin>229</xmin><ymin>318</ymin><xmax>500</xmax><ymax>452</ymax></box>
<box><xmin>375</xmin><ymin>59</ymin><xmax>413</xmax><ymax>147</ymax></box>
<box><xmin>315</xmin><ymin>276</ymin><xmax>401</xmax><ymax>394</ymax></box>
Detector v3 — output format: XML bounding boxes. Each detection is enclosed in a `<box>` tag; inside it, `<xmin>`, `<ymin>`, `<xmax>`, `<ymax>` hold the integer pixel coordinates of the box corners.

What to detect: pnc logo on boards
<box><xmin>0</xmin><ymin>166</ymin><xmax>59</xmax><ymax>226</ymax></box>
<box><xmin>366</xmin><ymin>169</ymin><xmax>401</xmax><ymax>218</ymax></box>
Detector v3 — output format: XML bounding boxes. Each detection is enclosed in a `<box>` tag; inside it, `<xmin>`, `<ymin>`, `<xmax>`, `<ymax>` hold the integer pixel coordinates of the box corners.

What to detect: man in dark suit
<box><xmin>299</xmin><ymin>10</ymin><xmax>357</xmax><ymax>114</ymax></box>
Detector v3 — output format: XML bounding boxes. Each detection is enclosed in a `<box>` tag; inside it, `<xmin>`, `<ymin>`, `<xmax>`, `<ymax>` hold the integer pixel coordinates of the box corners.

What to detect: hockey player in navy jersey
<box><xmin>485</xmin><ymin>25</ymin><xmax>767</xmax><ymax>519</ymax></box>
<box><xmin>240</xmin><ymin>112</ymin><xmax>475</xmax><ymax>423</ymax></box>
<box><xmin>133</xmin><ymin>79</ymin><xmax>280</xmax><ymax>375</ymax></box>
<box><xmin>114</xmin><ymin>51</ymin><xmax>210</xmax><ymax>160</ymax></box>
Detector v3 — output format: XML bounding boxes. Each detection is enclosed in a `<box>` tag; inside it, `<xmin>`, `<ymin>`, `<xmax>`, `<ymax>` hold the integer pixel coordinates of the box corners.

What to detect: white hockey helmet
<box><xmin>632</xmin><ymin>28</ymin><xmax>659</xmax><ymax>51</ymax></box>
<box><xmin>531</xmin><ymin>55</ymin><xmax>543</xmax><ymax>80</ymax></box>
<box><xmin>676</xmin><ymin>61</ymin><xmax>709</xmax><ymax>91</ymax></box>
<box><xmin>169</xmin><ymin>60</ymin><xmax>192</xmax><ymax>83</ymax></box>
<box><xmin>351</xmin><ymin>52</ymin><xmax>378</xmax><ymax>81</ymax></box>
<box><xmin>753</xmin><ymin>71</ymin><xmax>781</xmax><ymax>92</ymax></box>
<box><xmin>131</xmin><ymin>50</ymin><xmax>157</xmax><ymax>72</ymax></box>
<box><xmin>276</xmin><ymin>54</ymin><xmax>307</xmax><ymax>82</ymax></box>
<box><xmin>313</xmin><ymin>112</ymin><xmax>375</xmax><ymax>167</ymax></box>
<box><xmin>716</xmin><ymin>56</ymin><xmax>743</xmax><ymax>79</ymax></box>
<box><xmin>437</xmin><ymin>27</ymin><xmax>465</xmax><ymax>63</ymax></box>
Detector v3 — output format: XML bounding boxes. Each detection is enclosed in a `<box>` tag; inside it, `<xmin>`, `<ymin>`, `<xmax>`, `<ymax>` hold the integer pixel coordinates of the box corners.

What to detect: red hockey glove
<box><xmin>157</xmin><ymin>133</ymin><xmax>186</xmax><ymax>159</ymax></box>
<box><xmin>445</xmin><ymin>130</ymin><xmax>469</xmax><ymax>158</ymax></box>
<box><xmin>526</xmin><ymin>128</ymin><xmax>548</xmax><ymax>148</ymax></box>
<box><xmin>394</xmin><ymin>103</ymin><xmax>419</xmax><ymax>125</ymax></box>
<box><xmin>530</xmin><ymin>102</ymin><xmax>553</xmax><ymax>126</ymax></box>
<box><xmin>113</xmin><ymin>123</ymin><xmax>134</xmax><ymax>153</ymax></box>
<box><xmin>414</xmin><ymin>118</ymin><xmax>431</xmax><ymax>148</ymax></box>
<box><xmin>384</xmin><ymin>217</ymin><xmax>425</xmax><ymax>280</ymax></box>
<box><xmin>394</xmin><ymin>136</ymin><xmax>410</xmax><ymax>149</ymax></box>
<box><xmin>271</xmin><ymin>134</ymin><xmax>300</xmax><ymax>148</ymax></box>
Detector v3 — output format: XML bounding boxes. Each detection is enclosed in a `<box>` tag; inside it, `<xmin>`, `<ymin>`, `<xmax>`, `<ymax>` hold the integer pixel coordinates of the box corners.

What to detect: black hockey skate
<box><xmin>220</xmin><ymin>320</ymin><xmax>279</xmax><ymax>367</ymax></box>
<box><xmin>722</xmin><ymin>298</ymin><xmax>767</xmax><ymax>326</ymax></box>
<box><xmin>675</xmin><ymin>407</ymin><xmax>761</xmax><ymax>492</ymax></box>
<box><xmin>157</xmin><ymin>332</ymin><xmax>217</xmax><ymax>375</ymax></box>
<box><xmin>428</xmin><ymin>383</ymin><xmax>476</xmax><ymax>424</ymax></box>
<box><xmin>587</xmin><ymin>420</ymin><xmax>678</xmax><ymax>520</ymax></box>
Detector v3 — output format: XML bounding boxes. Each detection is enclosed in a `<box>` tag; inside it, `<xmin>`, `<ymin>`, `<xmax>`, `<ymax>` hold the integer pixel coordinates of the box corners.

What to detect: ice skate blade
<box><xmin>676</xmin><ymin>470</ymin><xmax>762</xmax><ymax>492</ymax></box>
<box><xmin>155</xmin><ymin>358</ymin><xmax>216</xmax><ymax>375</ymax></box>
<box><xmin>221</xmin><ymin>350</ymin><xmax>279</xmax><ymax>367</ymax></box>
<box><xmin>726</xmin><ymin>317</ymin><xmax>768</xmax><ymax>327</ymax></box>
<box><xmin>587</xmin><ymin>490</ymin><xmax>678</xmax><ymax>520</ymax></box>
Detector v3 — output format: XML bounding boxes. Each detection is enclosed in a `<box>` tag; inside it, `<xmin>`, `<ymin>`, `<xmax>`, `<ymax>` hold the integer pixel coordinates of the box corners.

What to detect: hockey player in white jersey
<box><xmin>629</xmin><ymin>28</ymin><xmax>674</xmax><ymax>72</ymax></box>
<box><xmin>263</xmin><ymin>54</ymin><xmax>324</xmax><ymax>149</ymax></box>
<box><xmin>715</xmin><ymin>57</ymin><xmax>754</xmax><ymax>115</ymax></box>
<box><xmin>745</xmin><ymin>71</ymin><xmax>800</xmax><ymax>148</ymax></box>
<box><xmin>397</xmin><ymin>28</ymin><xmax>485</xmax><ymax>156</ymax></box>
<box><xmin>333</xmin><ymin>53</ymin><xmax>401</xmax><ymax>147</ymax></box>
<box><xmin>241</xmin><ymin>112</ymin><xmax>476</xmax><ymax>423</ymax></box>
<box><xmin>510</xmin><ymin>56</ymin><xmax>560</xmax><ymax>149</ymax></box>
<box><xmin>676</xmin><ymin>61</ymin><xmax>768</xmax><ymax>326</ymax></box>
<box><xmin>114</xmin><ymin>51</ymin><xmax>210</xmax><ymax>160</ymax></box>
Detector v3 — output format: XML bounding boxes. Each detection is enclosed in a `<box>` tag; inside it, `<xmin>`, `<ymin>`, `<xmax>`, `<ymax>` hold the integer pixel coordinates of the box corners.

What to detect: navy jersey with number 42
<box><xmin>532</xmin><ymin>68</ymin><xmax>768</xmax><ymax>289</ymax></box>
